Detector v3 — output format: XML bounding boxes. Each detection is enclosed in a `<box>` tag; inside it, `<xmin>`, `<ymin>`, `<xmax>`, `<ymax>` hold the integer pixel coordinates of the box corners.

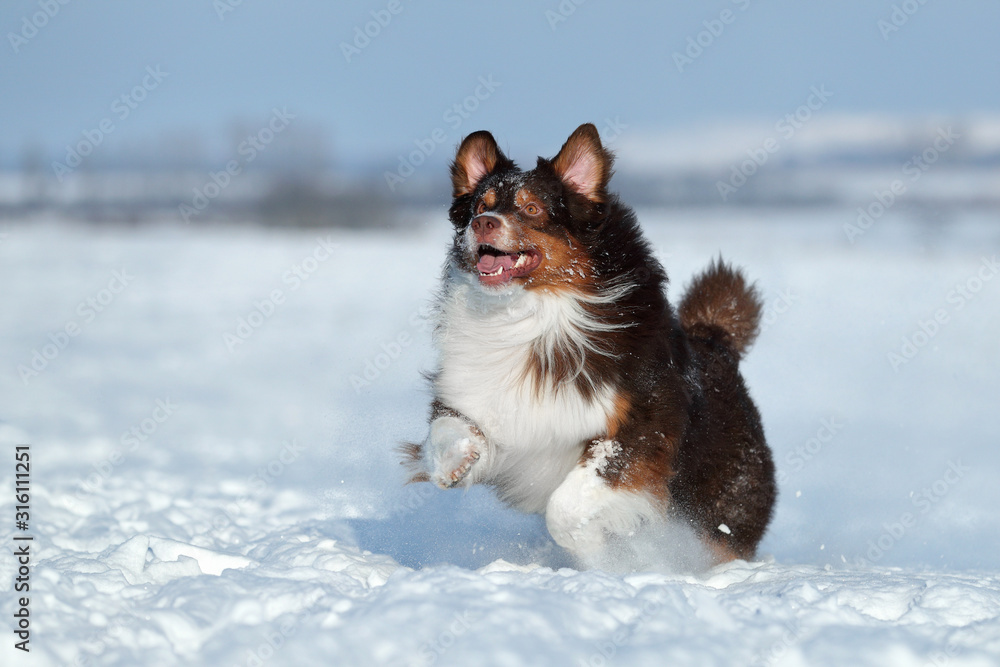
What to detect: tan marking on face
<box><xmin>515</xmin><ymin>226</ymin><xmax>594</xmax><ymax>292</ymax></box>
<box><xmin>514</xmin><ymin>188</ymin><xmax>530</xmax><ymax>208</ymax></box>
<box><xmin>482</xmin><ymin>189</ymin><xmax>497</xmax><ymax>209</ymax></box>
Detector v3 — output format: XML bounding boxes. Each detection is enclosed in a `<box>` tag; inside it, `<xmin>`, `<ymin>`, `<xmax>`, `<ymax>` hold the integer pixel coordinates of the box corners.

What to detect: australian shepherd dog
<box><xmin>403</xmin><ymin>124</ymin><xmax>775</xmax><ymax>572</ymax></box>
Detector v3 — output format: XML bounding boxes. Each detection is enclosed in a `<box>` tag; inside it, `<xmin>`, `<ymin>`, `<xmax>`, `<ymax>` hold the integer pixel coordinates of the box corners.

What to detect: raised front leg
<box><xmin>426</xmin><ymin>414</ymin><xmax>486</xmax><ymax>488</ymax></box>
<box><xmin>415</xmin><ymin>401</ymin><xmax>486</xmax><ymax>489</ymax></box>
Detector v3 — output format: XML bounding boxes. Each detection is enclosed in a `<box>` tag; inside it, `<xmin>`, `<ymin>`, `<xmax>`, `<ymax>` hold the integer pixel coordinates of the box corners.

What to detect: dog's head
<box><xmin>447</xmin><ymin>124</ymin><xmax>614</xmax><ymax>291</ymax></box>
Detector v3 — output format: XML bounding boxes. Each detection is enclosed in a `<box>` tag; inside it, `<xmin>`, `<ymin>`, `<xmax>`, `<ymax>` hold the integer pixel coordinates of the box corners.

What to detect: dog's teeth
<box><xmin>480</xmin><ymin>265</ymin><xmax>504</xmax><ymax>277</ymax></box>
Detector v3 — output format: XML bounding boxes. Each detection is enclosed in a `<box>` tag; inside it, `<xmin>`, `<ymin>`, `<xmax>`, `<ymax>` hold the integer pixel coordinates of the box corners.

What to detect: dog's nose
<box><xmin>471</xmin><ymin>215</ymin><xmax>502</xmax><ymax>243</ymax></box>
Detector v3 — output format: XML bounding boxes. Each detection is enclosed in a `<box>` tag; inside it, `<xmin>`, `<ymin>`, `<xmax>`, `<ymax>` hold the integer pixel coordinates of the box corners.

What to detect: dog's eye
<box><xmin>476</xmin><ymin>201</ymin><xmax>487</xmax><ymax>215</ymax></box>
<box><xmin>523</xmin><ymin>203</ymin><xmax>541</xmax><ymax>216</ymax></box>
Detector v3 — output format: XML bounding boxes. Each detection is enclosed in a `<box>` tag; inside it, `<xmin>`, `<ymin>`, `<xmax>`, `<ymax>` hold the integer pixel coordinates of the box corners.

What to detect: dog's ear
<box><xmin>552</xmin><ymin>123</ymin><xmax>614</xmax><ymax>203</ymax></box>
<box><xmin>451</xmin><ymin>131</ymin><xmax>508</xmax><ymax>198</ymax></box>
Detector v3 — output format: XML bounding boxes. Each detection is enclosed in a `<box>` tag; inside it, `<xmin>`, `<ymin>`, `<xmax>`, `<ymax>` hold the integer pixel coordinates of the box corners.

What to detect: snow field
<box><xmin>1</xmin><ymin>209</ymin><xmax>999</xmax><ymax>665</ymax></box>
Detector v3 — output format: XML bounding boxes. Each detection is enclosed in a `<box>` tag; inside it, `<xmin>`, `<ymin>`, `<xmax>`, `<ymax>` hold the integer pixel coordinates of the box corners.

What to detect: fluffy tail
<box><xmin>678</xmin><ymin>259</ymin><xmax>763</xmax><ymax>359</ymax></box>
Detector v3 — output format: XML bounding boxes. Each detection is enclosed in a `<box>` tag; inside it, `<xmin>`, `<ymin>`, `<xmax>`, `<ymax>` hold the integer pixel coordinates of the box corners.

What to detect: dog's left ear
<box><xmin>451</xmin><ymin>131</ymin><xmax>509</xmax><ymax>198</ymax></box>
<box><xmin>552</xmin><ymin>123</ymin><xmax>614</xmax><ymax>203</ymax></box>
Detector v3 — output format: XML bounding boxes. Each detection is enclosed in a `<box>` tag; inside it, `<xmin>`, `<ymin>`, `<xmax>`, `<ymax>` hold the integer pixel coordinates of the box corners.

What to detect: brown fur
<box><xmin>604</xmin><ymin>392</ymin><xmax>632</xmax><ymax>440</ymax></box>
<box><xmin>552</xmin><ymin>124</ymin><xmax>614</xmax><ymax>203</ymax></box>
<box><xmin>679</xmin><ymin>259</ymin><xmax>763</xmax><ymax>359</ymax></box>
<box><xmin>482</xmin><ymin>189</ymin><xmax>497</xmax><ymax>209</ymax></box>
<box><xmin>398</xmin><ymin>442</ymin><xmax>430</xmax><ymax>484</ymax></box>
<box><xmin>451</xmin><ymin>132</ymin><xmax>511</xmax><ymax>197</ymax></box>
<box><xmin>517</xmin><ymin>226</ymin><xmax>596</xmax><ymax>291</ymax></box>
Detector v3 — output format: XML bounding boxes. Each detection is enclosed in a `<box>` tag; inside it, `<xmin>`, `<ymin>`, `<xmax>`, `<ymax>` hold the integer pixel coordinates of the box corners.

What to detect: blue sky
<box><xmin>3</xmin><ymin>0</ymin><xmax>999</xmax><ymax>170</ymax></box>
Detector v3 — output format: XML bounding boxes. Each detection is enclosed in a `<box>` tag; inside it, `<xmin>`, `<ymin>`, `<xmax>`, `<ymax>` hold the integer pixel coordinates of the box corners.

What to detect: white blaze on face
<box><xmin>464</xmin><ymin>216</ymin><xmax>544</xmax><ymax>287</ymax></box>
<box><xmin>464</xmin><ymin>212</ymin><xmax>515</xmax><ymax>252</ymax></box>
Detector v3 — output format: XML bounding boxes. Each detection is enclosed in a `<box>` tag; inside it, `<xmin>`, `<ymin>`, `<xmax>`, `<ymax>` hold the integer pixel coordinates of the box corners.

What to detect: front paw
<box><xmin>439</xmin><ymin>446</ymin><xmax>480</xmax><ymax>488</ymax></box>
<box><xmin>427</xmin><ymin>416</ymin><xmax>485</xmax><ymax>489</ymax></box>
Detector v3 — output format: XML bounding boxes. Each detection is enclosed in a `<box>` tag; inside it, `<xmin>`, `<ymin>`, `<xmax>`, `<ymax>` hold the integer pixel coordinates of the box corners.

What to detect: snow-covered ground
<box><xmin>1</xmin><ymin>208</ymin><xmax>999</xmax><ymax>666</ymax></box>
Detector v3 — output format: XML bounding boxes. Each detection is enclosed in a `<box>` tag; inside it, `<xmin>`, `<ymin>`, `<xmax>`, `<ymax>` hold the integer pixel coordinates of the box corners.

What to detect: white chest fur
<box><xmin>433</xmin><ymin>270</ymin><xmax>620</xmax><ymax>512</ymax></box>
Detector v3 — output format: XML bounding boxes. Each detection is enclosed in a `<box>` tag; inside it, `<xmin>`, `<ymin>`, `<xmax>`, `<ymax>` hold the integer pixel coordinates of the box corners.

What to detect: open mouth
<box><xmin>475</xmin><ymin>245</ymin><xmax>542</xmax><ymax>285</ymax></box>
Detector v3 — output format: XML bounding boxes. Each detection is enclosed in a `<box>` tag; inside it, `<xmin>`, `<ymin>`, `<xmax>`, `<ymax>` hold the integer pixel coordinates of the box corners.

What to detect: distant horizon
<box><xmin>5</xmin><ymin>112</ymin><xmax>1000</xmax><ymax>179</ymax></box>
<box><xmin>4</xmin><ymin>1</ymin><xmax>999</xmax><ymax>173</ymax></box>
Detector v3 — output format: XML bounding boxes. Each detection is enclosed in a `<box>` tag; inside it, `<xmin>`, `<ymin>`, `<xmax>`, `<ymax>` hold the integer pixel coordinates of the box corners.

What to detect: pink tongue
<box><xmin>477</xmin><ymin>252</ymin><xmax>516</xmax><ymax>274</ymax></box>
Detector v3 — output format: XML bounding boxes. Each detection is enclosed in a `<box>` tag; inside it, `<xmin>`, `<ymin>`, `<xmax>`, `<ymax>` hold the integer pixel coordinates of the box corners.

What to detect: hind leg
<box><xmin>671</xmin><ymin>342</ymin><xmax>777</xmax><ymax>562</ymax></box>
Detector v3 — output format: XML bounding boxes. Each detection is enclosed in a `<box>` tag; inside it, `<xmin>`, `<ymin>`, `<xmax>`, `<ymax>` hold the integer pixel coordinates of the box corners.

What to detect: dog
<box><xmin>403</xmin><ymin>123</ymin><xmax>776</xmax><ymax>572</ymax></box>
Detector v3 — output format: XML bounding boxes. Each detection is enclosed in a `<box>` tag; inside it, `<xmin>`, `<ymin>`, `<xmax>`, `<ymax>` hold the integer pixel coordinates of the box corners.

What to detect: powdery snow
<box><xmin>1</xmin><ymin>210</ymin><xmax>999</xmax><ymax>666</ymax></box>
